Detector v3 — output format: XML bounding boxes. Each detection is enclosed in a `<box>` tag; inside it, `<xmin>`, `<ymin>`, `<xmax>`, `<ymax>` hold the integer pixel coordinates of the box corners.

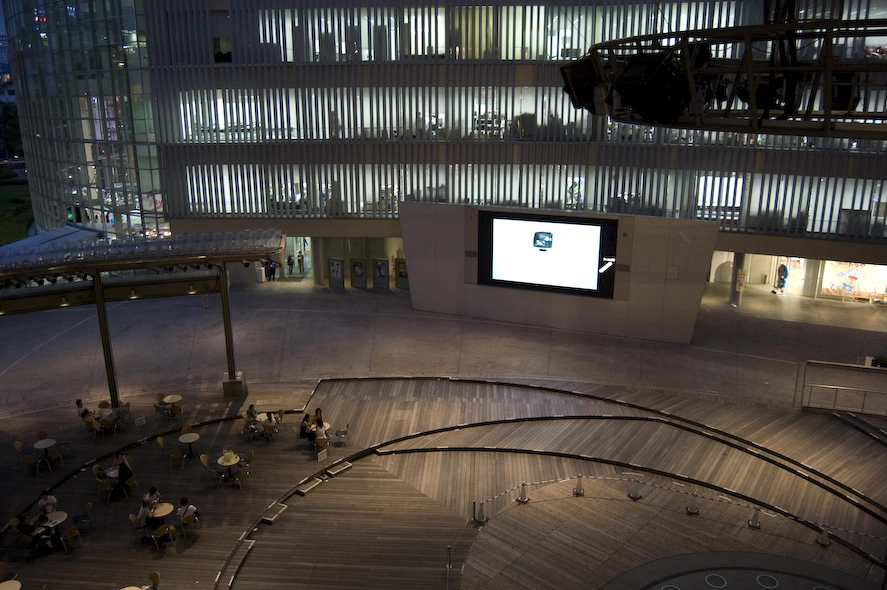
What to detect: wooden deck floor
<box><xmin>2</xmin><ymin>378</ymin><xmax>885</xmax><ymax>589</ymax></box>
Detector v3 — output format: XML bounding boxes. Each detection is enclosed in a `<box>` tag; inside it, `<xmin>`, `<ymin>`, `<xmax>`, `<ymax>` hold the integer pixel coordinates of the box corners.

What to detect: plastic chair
<box><xmin>168</xmin><ymin>404</ymin><xmax>183</xmax><ymax>422</ymax></box>
<box><xmin>335</xmin><ymin>422</ymin><xmax>350</xmax><ymax>446</ymax></box>
<box><xmin>237</xmin><ymin>449</ymin><xmax>253</xmax><ymax>468</ymax></box>
<box><xmin>125</xmin><ymin>475</ymin><xmax>141</xmax><ymax>495</ymax></box>
<box><xmin>35</xmin><ymin>430</ymin><xmax>48</xmax><ymax>441</ymax></box>
<box><xmin>314</xmin><ymin>437</ymin><xmax>329</xmax><ymax>460</ymax></box>
<box><xmin>180</xmin><ymin>424</ymin><xmax>193</xmax><ymax>435</ymax></box>
<box><xmin>262</xmin><ymin>422</ymin><xmax>277</xmax><ymax>442</ymax></box>
<box><xmin>96</xmin><ymin>478</ymin><xmax>117</xmax><ymax>503</ymax></box>
<box><xmin>97</xmin><ymin>400</ymin><xmax>110</xmax><ymax>409</ymax></box>
<box><xmin>200</xmin><ymin>454</ymin><xmax>225</xmax><ymax>486</ymax></box>
<box><xmin>73</xmin><ymin>501</ymin><xmax>93</xmax><ymax>530</ymax></box>
<box><xmin>168</xmin><ymin>447</ymin><xmax>184</xmax><ymax>468</ymax></box>
<box><xmin>150</xmin><ymin>524</ymin><xmax>176</xmax><ymax>551</ymax></box>
<box><xmin>147</xmin><ymin>570</ymin><xmax>161</xmax><ymax>589</ymax></box>
<box><xmin>235</xmin><ymin>466</ymin><xmax>250</xmax><ymax>489</ymax></box>
<box><xmin>179</xmin><ymin>513</ymin><xmax>199</xmax><ymax>538</ymax></box>
<box><xmin>60</xmin><ymin>525</ymin><xmax>82</xmax><ymax>553</ymax></box>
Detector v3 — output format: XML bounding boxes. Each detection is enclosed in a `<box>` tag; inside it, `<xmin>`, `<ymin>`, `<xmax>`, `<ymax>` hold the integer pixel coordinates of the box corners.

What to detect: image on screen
<box><xmin>478</xmin><ymin>210</ymin><xmax>617</xmax><ymax>298</ymax></box>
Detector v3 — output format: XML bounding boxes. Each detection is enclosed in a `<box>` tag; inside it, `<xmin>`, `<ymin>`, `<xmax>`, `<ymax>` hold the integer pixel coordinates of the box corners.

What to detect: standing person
<box><xmin>297</xmin><ymin>251</ymin><xmax>304</xmax><ymax>275</ymax></box>
<box><xmin>772</xmin><ymin>258</ymin><xmax>789</xmax><ymax>295</ymax></box>
<box><xmin>287</xmin><ymin>252</ymin><xmax>295</xmax><ymax>276</ymax></box>
<box><xmin>269</xmin><ymin>260</ymin><xmax>278</xmax><ymax>281</ymax></box>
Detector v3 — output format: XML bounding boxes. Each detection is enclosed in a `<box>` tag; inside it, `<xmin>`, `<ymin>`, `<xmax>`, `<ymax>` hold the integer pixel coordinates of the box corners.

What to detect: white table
<box><xmin>33</xmin><ymin>437</ymin><xmax>57</xmax><ymax>471</ymax></box>
<box><xmin>178</xmin><ymin>432</ymin><xmax>200</xmax><ymax>458</ymax></box>
<box><xmin>0</xmin><ymin>580</ymin><xmax>22</xmax><ymax>590</ymax></box>
<box><xmin>45</xmin><ymin>510</ymin><xmax>68</xmax><ymax>528</ymax></box>
<box><xmin>218</xmin><ymin>453</ymin><xmax>241</xmax><ymax>482</ymax></box>
<box><xmin>163</xmin><ymin>394</ymin><xmax>183</xmax><ymax>404</ymax></box>
<box><xmin>150</xmin><ymin>502</ymin><xmax>174</xmax><ymax>520</ymax></box>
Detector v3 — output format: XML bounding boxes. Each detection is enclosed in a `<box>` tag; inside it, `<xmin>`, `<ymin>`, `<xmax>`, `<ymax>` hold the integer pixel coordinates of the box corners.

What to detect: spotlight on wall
<box><xmin>178</xmin><ymin>264</ymin><xmax>189</xmax><ymax>272</ymax></box>
<box><xmin>33</xmin><ymin>278</ymin><xmax>44</xmax><ymax>286</ymax></box>
<box><xmin>129</xmin><ymin>289</ymin><xmax>137</xmax><ymax>299</ymax></box>
<box><xmin>188</xmin><ymin>284</ymin><xmax>196</xmax><ymax>294</ymax></box>
<box><xmin>47</xmin><ymin>276</ymin><xmax>57</xmax><ymax>284</ymax></box>
<box><xmin>62</xmin><ymin>274</ymin><xmax>74</xmax><ymax>283</ymax></box>
<box><xmin>60</xmin><ymin>296</ymin><xmax>69</xmax><ymax>307</ymax></box>
<box><xmin>241</xmin><ymin>260</ymin><xmax>250</xmax><ymax>268</ymax></box>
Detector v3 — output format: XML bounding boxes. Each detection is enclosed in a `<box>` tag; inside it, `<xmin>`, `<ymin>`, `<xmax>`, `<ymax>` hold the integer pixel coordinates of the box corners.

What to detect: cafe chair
<box><xmin>24</xmin><ymin>452</ymin><xmax>45</xmax><ymax>475</ymax></box>
<box><xmin>129</xmin><ymin>513</ymin><xmax>147</xmax><ymax>536</ymax></box>
<box><xmin>145</xmin><ymin>570</ymin><xmax>161</xmax><ymax>589</ymax></box>
<box><xmin>98</xmin><ymin>400</ymin><xmax>110</xmax><ymax>409</ymax></box>
<box><xmin>12</xmin><ymin>440</ymin><xmax>33</xmax><ymax>471</ymax></box>
<box><xmin>200</xmin><ymin>454</ymin><xmax>225</xmax><ymax>486</ymax></box>
<box><xmin>47</xmin><ymin>447</ymin><xmax>65</xmax><ymax>467</ymax></box>
<box><xmin>180</xmin><ymin>424</ymin><xmax>193</xmax><ymax>435</ymax></box>
<box><xmin>35</xmin><ymin>430</ymin><xmax>48</xmax><ymax>441</ymax></box>
<box><xmin>237</xmin><ymin>449</ymin><xmax>253</xmax><ymax>468</ymax></box>
<box><xmin>73</xmin><ymin>501</ymin><xmax>93</xmax><ymax>531</ymax></box>
<box><xmin>60</xmin><ymin>525</ymin><xmax>83</xmax><ymax>553</ymax></box>
<box><xmin>277</xmin><ymin>409</ymin><xmax>285</xmax><ymax>425</ymax></box>
<box><xmin>222</xmin><ymin>444</ymin><xmax>236</xmax><ymax>453</ymax></box>
<box><xmin>125</xmin><ymin>475</ymin><xmax>141</xmax><ymax>495</ymax></box>
<box><xmin>153</xmin><ymin>403</ymin><xmax>169</xmax><ymax>420</ymax></box>
<box><xmin>178</xmin><ymin>513</ymin><xmax>199</xmax><ymax>538</ymax></box>
<box><xmin>261</xmin><ymin>422</ymin><xmax>277</xmax><ymax>443</ymax></box>
<box><xmin>235</xmin><ymin>466</ymin><xmax>250</xmax><ymax>489</ymax></box>
<box><xmin>96</xmin><ymin>478</ymin><xmax>118</xmax><ymax>503</ymax></box>
<box><xmin>0</xmin><ymin>561</ymin><xmax>19</xmax><ymax>581</ymax></box>
<box><xmin>168</xmin><ymin>447</ymin><xmax>185</xmax><ymax>469</ymax></box>
<box><xmin>154</xmin><ymin>392</ymin><xmax>167</xmax><ymax>405</ymax></box>
<box><xmin>9</xmin><ymin>518</ymin><xmax>40</xmax><ymax>557</ymax></box>
<box><xmin>335</xmin><ymin>422</ymin><xmax>350</xmax><ymax>446</ymax></box>
<box><xmin>150</xmin><ymin>524</ymin><xmax>177</xmax><ymax>551</ymax></box>
<box><xmin>314</xmin><ymin>437</ymin><xmax>330</xmax><ymax>460</ymax></box>
<box><xmin>83</xmin><ymin>415</ymin><xmax>105</xmax><ymax>438</ymax></box>
<box><xmin>168</xmin><ymin>404</ymin><xmax>183</xmax><ymax>422</ymax></box>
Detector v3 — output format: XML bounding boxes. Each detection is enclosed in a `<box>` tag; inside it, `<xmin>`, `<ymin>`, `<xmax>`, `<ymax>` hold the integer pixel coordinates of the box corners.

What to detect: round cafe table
<box><xmin>46</xmin><ymin>510</ymin><xmax>68</xmax><ymax>528</ymax></box>
<box><xmin>162</xmin><ymin>394</ymin><xmax>183</xmax><ymax>404</ymax></box>
<box><xmin>150</xmin><ymin>502</ymin><xmax>175</xmax><ymax>520</ymax></box>
<box><xmin>217</xmin><ymin>453</ymin><xmax>240</xmax><ymax>481</ymax></box>
<box><xmin>120</xmin><ymin>586</ymin><xmax>142</xmax><ymax>590</ymax></box>
<box><xmin>178</xmin><ymin>431</ymin><xmax>201</xmax><ymax>458</ymax></box>
<box><xmin>0</xmin><ymin>580</ymin><xmax>22</xmax><ymax>590</ymax></box>
<box><xmin>33</xmin><ymin>437</ymin><xmax>57</xmax><ymax>470</ymax></box>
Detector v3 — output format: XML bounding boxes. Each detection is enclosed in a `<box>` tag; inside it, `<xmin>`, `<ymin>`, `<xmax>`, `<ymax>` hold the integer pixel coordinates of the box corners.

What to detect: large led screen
<box><xmin>478</xmin><ymin>210</ymin><xmax>618</xmax><ymax>298</ymax></box>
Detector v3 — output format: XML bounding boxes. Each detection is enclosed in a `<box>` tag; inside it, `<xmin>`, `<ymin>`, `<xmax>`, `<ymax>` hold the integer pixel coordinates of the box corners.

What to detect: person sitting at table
<box><xmin>18</xmin><ymin>512</ymin><xmax>56</xmax><ymax>548</ymax></box>
<box><xmin>75</xmin><ymin>398</ymin><xmax>92</xmax><ymax>418</ymax></box>
<box><xmin>38</xmin><ymin>489</ymin><xmax>58</xmax><ymax>515</ymax></box>
<box><xmin>114</xmin><ymin>452</ymin><xmax>134</xmax><ymax>482</ymax></box>
<box><xmin>300</xmin><ymin>413</ymin><xmax>316</xmax><ymax>441</ymax></box>
<box><xmin>176</xmin><ymin>497</ymin><xmax>200</xmax><ymax>521</ymax></box>
<box><xmin>314</xmin><ymin>420</ymin><xmax>328</xmax><ymax>440</ymax></box>
<box><xmin>246</xmin><ymin>404</ymin><xmax>259</xmax><ymax>424</ymax></box>
<box><xmin>314</xmin><ymin>407</ymin><xmax>324</xmax><ymax>425</ymax></box>
<box><xmin>135</xmin><ymin>499</ymin><xmax>153</xmax><ymax>529</ymax></box>
<box><xmin>143</xmin><ymin>486</ymin><xmax>162</xmax><ymax>507</ymax></box>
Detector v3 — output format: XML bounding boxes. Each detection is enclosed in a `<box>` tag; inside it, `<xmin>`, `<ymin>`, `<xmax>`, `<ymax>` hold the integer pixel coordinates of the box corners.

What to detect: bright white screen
<box><xmin>491</xmin><ymin>218</ymin><xmax>601</xmax><ymax>290</ymax></box>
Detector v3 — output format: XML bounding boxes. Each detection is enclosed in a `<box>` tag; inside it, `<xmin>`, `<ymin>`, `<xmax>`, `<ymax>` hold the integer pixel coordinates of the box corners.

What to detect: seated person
<box><xmin>143</xmin><ymin>486</ymin><xmax>162</xmax><ymax>507</ymax></box>
<box><xmin>114</xmin><ymin>452</ymin><xmax>135</xmax><ymax>483</ymax></box>
<box><xmin>75</xmin><ymin>398</ymin><xmax>92</xmax><ymax>418</ymax></box>
<box><xmin>176</xmin><ymin>497</ymin><xmax>200</xmax><ymax>521</ymax></box>
<box><xmin>300</xmin><ymin>413</ymin><xmax>315</xmax><ymax>441</ymax></box>
<box><xmin>314</xmin><ymin>421</ymin><xmax>328</xmax><ymax>440</ymax></box>
<box><xmin>246</xmin><ymin>404</ymin><xmax>259</xmax><ymax>424</ymax></box>
<box><xmin>38</xmin><ymin>489</ymin><xmax>58</xmax><ymax>515</ymax></box>
<box><xmin>135</xmin><ymin>500</ymin><xmax>153</xmax><ymax>529</ymax></box>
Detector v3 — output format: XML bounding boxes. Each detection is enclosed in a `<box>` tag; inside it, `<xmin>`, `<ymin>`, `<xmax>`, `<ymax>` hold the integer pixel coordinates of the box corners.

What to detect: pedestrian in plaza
<box><xmin>287</xmin><ymin>252</ymin><xmax>295</xmax><ymax>276</ymax></box>
<box><xmin>297</xmin><ymin>251</ymin><xmax>304</xmax><ymax>274</ymax></box>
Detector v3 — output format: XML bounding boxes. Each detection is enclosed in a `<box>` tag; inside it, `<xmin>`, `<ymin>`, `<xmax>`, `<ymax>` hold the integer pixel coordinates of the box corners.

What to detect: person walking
<box><xmin>287</xmin><ymin>252</ymin><xmax>295</xmax><ymax>276</ymax></box>
<box><xmin>297</xmin><ymin>251</ymin><xmax>304</xmax><ymax>275</ymax></box>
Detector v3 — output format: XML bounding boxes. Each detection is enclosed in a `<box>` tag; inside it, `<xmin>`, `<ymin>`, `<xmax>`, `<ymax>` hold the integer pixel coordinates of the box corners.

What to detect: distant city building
<box><xmin>1</xmin><ymin>0</ymin><xmax>886</xmax><ymax>289</ymax></box>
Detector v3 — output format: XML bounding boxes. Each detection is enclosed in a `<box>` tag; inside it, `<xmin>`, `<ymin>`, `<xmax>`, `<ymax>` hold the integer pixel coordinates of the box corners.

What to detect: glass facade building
<box><xmin>3</xmin><ymin>0</ymin><xmax>887</xmax><ymax>247</ymax></box>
